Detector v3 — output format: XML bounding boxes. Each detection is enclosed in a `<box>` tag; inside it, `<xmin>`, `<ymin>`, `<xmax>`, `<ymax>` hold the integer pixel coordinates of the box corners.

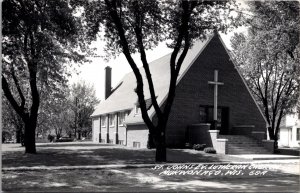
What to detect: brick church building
<box><xmin>91</xmin><ymin>32</ymin><xmax>274</xmax><ymax>154</ymax></box>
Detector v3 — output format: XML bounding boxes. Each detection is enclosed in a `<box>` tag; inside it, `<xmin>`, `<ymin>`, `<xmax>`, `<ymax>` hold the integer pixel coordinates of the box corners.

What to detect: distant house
<box><xmin>91</xmin><ymin>32</ymin><xmax>273</xmax><ymax>154</ymax></box>
<box><xmin>279</xmin><ymin>109</ymin><xmax>300</xmax><ymax>148</ymax></box>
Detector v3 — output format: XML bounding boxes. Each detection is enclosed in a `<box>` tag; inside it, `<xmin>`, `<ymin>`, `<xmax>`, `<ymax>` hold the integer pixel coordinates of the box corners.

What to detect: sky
<box><xmin>69</xmin><ymin>29</ymin><xmax>245</xmax><ymax>101</ymax></box>
<box><xmin>69</xmin><ymin>0</ymin><xmax>249</xmax><ymax>101</ymax></box>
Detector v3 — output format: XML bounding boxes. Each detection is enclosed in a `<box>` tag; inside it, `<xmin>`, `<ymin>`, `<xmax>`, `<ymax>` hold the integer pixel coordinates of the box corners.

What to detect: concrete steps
<box><xmin>219</xmin><ymin>135</ymin><xmax>270</xmax><ymax>154</ymax></box>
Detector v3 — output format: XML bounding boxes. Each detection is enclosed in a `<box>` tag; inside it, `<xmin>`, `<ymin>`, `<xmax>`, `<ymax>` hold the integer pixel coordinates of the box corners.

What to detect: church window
<box><xmin>199</xmin><ymin>105</ymin><xmax>225</xmax><ymax>128</ymax></box>
<box><xmin>297</xmin><ymin>128</ymin><xmax>300</xmax><ymax>141</ymax></box>
<box><xmin>109</xmin><ymin>114</ymin><xmax>115</xmax><ymax>126</ymax></box>
<box><xmin>199</xmin><ymin>107</ymin><xmax>206</xmax><ymax>122</ymax></box>
<box><xmin>101</xmin><ymin>116</ymin><xmax>106</xmax><ymax>127</ymax></box>
<box><xmin>133</xmin><ymin>141</ymin><xmax>141</xmax><ymax>148</ymax></box>
<box><xmin>119</xmin><ymin>112</ymin><xmax>126</xmax><ymax>125</ymax></box>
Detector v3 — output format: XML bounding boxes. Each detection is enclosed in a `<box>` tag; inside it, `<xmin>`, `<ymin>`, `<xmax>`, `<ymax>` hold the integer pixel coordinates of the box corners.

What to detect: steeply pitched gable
<box><xmin>91</xmin><ymin>34</ymin><xmax>213</xmax><ymax>117</ymax></box>
<box><xmin>92</xmin><ymin>32</ymin><xmax>266</xmax><ymax>126</ymax></box>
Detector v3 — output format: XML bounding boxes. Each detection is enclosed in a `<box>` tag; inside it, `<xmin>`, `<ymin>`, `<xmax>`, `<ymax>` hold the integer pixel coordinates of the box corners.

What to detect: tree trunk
<box><xmin>155</xmin><ymin>130</ymin><xmax>167</xmax><ymax>162</ymax></box>
<box><xmin>274</xmin><ymin>111</ymin><xmax>283</xmax><ymax>150</ymax></box>
<box><xmin>24</xmin><ymin>121</ymin><xmax>36</xmax><ymax>154</ymax></box>
<box><xmin>77</xmin><ymin>131</ymin><xmax>81</xmax><ymax>140</ymax></box>
<box><xmin>147</xmin><ymin>133</ymin><xmax>155</xmax><ymax>149</ymax></box>
<box><xmin>16</xmin><ymin>128</ymin><xmax>22</xmax><ymax>143</ymax></box>
<box><xmin>267</xmin><ymin>126</ymin><xmax>275</xmax><ymax>140</ymax></box>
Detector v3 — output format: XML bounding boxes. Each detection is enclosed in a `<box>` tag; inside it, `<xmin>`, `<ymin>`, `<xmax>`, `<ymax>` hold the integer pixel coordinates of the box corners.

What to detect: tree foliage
<box><xmin>231</xmin><ymin>1</ymin><xmax>300</xmax><ymax>146</ymax></box>
<box><xmin>36</xmin><ymin>85</ymin><xmax>73</xmax><ymax>140</ymax></box>
<box><xmin>2</xmin><ymin>0</ymin><xmax>89</xmax><ymax>153</ymax></box>
<box><xmin>76</xmin><ymin>0</ymin><xmax>242</xmax><ymax>161</ymax></box>
<box><xmin>69</xmin><ymin>82</ymin><xmax>100</xmax><ymax>139</ymax></box>
<box><xmin>2</xmin><ymin>95</ymin><xmax>24</xmax><ymax>143</ymax></box>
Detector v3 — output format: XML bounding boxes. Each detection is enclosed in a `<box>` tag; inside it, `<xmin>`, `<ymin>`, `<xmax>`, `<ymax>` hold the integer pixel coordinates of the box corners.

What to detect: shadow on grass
<box><xmin>1</xmin><ymin>143</ymin><xmax>242</xmax><ymax>168</ymax></box>
<box><xmin>36</xmin><ymin>143</ymin><xmax>114</xmax><ymax>147</ymax></box>
<box><xmin>2</xmin><ymin>167</ymin><xmax>299</xmax><ymax>192</ymax></box>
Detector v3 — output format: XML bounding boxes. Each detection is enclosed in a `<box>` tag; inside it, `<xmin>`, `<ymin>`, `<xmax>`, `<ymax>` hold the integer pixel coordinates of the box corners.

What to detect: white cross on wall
<box><xmin>208</xmin><ymin>70</ymin><xmax>224</xmax><ymax>124</ymax></box>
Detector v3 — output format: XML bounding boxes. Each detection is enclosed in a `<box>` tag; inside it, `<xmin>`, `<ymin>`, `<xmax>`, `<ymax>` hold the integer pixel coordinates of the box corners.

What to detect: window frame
<box><xmin>101</xmin><ymin>116</ymin><xmax>106</xmax><ymax>127</ymax></box>
<box><xmin>109</xmin><ymin>114</ymin><xmax>115</xmax><ymax>127</ymax></box>
<box><xmin>118</xmin><ymin>112</ymin><xmax>126</xmax><ymax>126</ymax></box>
<box><xmin>133</xmin><ymin>141</ymin><xmax>141</xmax><ymax>148</ymax></box>
<box><xmin>296</xmin><ymin>128</ymin><xmax>300</xmax><ymax>141</ymax></box>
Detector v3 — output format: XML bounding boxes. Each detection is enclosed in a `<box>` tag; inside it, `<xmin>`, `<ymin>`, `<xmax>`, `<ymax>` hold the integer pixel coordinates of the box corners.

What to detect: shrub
<box><xmin>204</xmin><ymin>147</ymin><xmax>216</xmax><ymax>154</ymax></box>
<box><xmin>47</xmin><ymin>135</ymin><xmax>55</xmax><ymax>142</ymax></box>
<box><xmin>185</xmin><ymin>143</ymin><xmax>192</xmax><ymax>149</ymax></box>
<box><xmin>55</xmin><ymin>137</ymin><xmax>74</xmax><ymax>142</ymax></box>
<box><xmin>193</xmin><ymin>144</ymin><xmax>206</xmax><ymax>151</ymax></box>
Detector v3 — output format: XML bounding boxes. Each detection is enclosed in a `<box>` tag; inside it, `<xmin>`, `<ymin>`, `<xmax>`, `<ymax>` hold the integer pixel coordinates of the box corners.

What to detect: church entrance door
<box><xmin>199</xmin><ymin>105</ymin><xmax>229</xmax><ymax>135</ymax></box>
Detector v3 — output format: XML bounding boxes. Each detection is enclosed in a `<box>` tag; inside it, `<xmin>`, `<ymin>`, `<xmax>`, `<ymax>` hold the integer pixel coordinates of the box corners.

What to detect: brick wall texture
<box><xmin>164</xmin><ymin>35</ymin><xmax>266</xmax><ymax>147</ymax></box>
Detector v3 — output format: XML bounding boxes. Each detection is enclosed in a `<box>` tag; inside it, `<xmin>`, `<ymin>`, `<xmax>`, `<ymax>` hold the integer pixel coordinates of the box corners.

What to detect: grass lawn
<box><xmin>2</xmin><ymin>167</ymin><xmax>300</xmax><ymax>192</ymax></box>
<box><xmin>2</xmin><ymin>142</ymin><xmax>249</xmax><ymax>168</ymax></box>
<box><xmin>2</xmin><ymin>142</ymin><xmax>300</xmax><ymax>192</ymax></box>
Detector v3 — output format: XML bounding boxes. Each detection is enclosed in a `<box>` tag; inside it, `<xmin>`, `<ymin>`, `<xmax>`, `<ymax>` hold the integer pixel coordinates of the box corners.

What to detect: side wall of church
<box><xmin>100</xmin><ymin>115</ymin><xmax>108</xmax><ymax>143</ymax></box>
<box><xmin>164</xmin><ymin>35</ymin><xmax>266</xmax><ymax>147</ymax></box>
<box><xmin>118</xmin><ymin>126</ymin><xmax>127</xmax><ymax>145</ymax></box>
<box><xmin>92</xmin><ymin>117</ymin><xmax>100</xmax><ymax>142</ymax></box>
<box><xmin>109</xmin><ymin>123</ymin><xmax>117</xmax><ymax>144</ymax></box>
<box><xmin>126</xmin><ymin>124</ymin><xmax>149</xmax><ymax>148</ymax></box>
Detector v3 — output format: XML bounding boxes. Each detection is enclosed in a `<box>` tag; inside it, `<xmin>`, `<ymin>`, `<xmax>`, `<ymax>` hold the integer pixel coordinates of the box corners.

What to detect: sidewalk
<box><xmin>229</xmin><ymin>154</ymin><xmax>300</xmax><ymax>160</ymax></box>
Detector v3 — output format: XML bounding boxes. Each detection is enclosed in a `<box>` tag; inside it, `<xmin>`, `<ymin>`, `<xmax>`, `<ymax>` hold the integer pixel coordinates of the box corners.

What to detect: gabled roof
<box><xmin>92</xmin><ymin>32</ymin><xmax>267</xmax><ymax>125</ymax></box>
<box><xmin>91</xmin><ymin>33</ymin><xmax>214</xmax><ymax>119</ymax></box>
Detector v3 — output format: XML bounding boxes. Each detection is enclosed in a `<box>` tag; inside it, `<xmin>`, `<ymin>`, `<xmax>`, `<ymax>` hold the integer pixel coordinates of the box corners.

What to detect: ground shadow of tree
<box><xmin>3</xmin><ymin>143</ymin><xmax>247</xmax><ymax>168</ymax></box>
<box><xmin>2</xmin><ymin>167</ymin><xmax>299</xmax><ymax>192</ymax></box>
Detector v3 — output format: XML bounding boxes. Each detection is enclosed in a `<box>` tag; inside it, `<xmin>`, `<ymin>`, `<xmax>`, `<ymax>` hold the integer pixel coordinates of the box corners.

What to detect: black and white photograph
<box><xmin>1</xmin><ymin>0</ymin><xmax>300</xmax><ymax>192</ymax></box>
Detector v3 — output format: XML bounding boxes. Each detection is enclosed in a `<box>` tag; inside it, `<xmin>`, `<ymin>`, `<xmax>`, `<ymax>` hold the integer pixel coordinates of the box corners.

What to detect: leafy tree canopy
<box><xmin>231</xmin><ymin>1</ymin><xmax>300</xmax><ymax>144</ymax></box>
<box><xmin>2</xmin><ymin>0</ymin><xmax>91</xmax><ymax>153</ymax></box>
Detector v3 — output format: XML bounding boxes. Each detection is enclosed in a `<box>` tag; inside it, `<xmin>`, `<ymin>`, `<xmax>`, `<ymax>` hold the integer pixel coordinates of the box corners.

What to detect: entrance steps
<box><xmin>219</xmin><ymin>135</ymin><xmax>270</xmax><ymax>154</ymax></box>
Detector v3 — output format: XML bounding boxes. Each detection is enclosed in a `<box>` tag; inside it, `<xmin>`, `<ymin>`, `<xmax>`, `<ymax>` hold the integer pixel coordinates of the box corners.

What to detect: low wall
<box><xmin>262</xmin><ymin>140</ymin><xmax>274</xmax><ymax>153</ymax></box>
<box><xmin>208</xmin><ymin>130</ymin><xmax>227</xmax><ymax>154</ymax></box>
<box><xmin>188</xmin><ymin>124</ymin><xmax>212</xmax><ymax>146</ymax></box>
<box><xmin>231</xmin><ymin>125</ymin><xmax>254</xmax><ymax>135</ymax></box>
<box><xmin>251</xmin><ymin>131</ymin><xmax>265</xmax><ymax>141</ymax></box>
<box><xmin>187</xmin><ymin>125</ymin><xmax>228</xmax><ymax>154</ymax></box>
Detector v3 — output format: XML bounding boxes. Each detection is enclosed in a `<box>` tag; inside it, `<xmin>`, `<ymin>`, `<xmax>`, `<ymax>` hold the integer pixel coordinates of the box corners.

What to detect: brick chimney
<box><xmin>105</xmin><ymin>66</ymin><xmax>112</xmax><ymax>99</ymax></box>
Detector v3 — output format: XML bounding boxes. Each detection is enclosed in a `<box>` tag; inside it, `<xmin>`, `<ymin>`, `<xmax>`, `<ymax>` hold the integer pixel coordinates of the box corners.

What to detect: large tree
<box><xmin>2</xmin><ymin>0</ymin><xmax>88</xmax><ymax>153</ymax></box>
<box><xmin>231</xmin><ymin>1</ymin><xmax>300</xmax><ymax>148</ymax></box>
<box><xmin>75</xmin><ymin>0</ymin><xmax>242</xmax><ymax>161</ymax></box>
<box><xmin>69</xmin><ymin>82</ymin><xmax>100</xmax><ymax>140</ymax></box>
<box><xmin>36</xmin><ymin>85</ymin><xmax>73</xmax><ymax>140</ymax></box>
